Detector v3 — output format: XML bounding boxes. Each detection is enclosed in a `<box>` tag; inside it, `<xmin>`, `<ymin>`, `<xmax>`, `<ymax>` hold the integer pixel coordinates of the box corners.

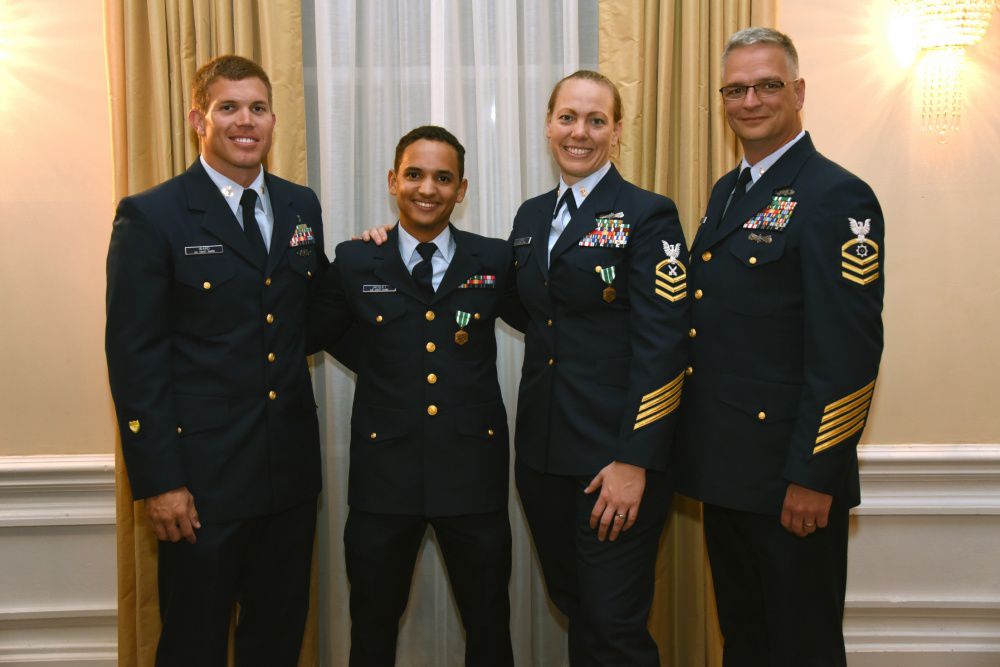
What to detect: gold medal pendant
<box><xmin>602</xmin><ymin>286</ymin><xmax>617</xmax><ymax>303</ymax></box>
<box><xmin>455</xmin><ymin>329</ymin><xmax>469</xmax><ymax>345</ymax></box>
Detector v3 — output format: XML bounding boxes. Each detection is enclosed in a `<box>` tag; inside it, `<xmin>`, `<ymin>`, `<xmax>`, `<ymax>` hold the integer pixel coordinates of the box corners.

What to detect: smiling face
<box><xmin>546</xmin><ymin>77</ymin><xmax>622</xmax><ymax>185</ymax></box>
<box><xmin>388</xmin><ymin>139</ymin><xmax>468</xmax><ymax>242</ymax></box>
<box><xmin>188</xmin><ymin>76</ymin><xmax>275</xmax><ymax>187</ymax></box>
<box><xmin>722</xmin><ymin>44</ymin><xmax>805</xmax><ymax>164</ymax></box>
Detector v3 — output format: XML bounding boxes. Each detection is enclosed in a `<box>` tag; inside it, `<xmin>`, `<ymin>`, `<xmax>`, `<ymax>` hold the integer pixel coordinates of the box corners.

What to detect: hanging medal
<box><xmin>455</xmin><ymin>310</ymin><xmax>471</xmax><ymax>345</ymax></box>
<box><xmin>600</xmin><ymin>266</ymin><xmax>617</xmax><ymax>303</ymax></box>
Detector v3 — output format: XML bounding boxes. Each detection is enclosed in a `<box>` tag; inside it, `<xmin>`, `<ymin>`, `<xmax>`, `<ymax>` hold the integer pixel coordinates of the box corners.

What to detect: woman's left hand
<box><xmin>584</xmin><ymin>461</ymin><xmax>646</xmax><ymax>542</ymax></box>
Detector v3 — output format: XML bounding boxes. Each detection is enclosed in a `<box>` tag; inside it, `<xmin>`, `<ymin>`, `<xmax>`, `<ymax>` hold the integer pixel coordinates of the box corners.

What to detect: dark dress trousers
<box><xmin>674</xmin><ymin>133</ymin><xmax>885</xmax><ymax>665</ymax></box>
<box><xmin>105</xmin><ymin>159</ymin><xmax>326</xmax><ymax>666</ymax></box>
<box><xmin>307</xmin><ymin>225</ymin><xmax>518</xmax><ymax>667</ymax></box>
<box><xmin>508</xmin><ymin>165</ymin><xmax>689</xmax><ymax>666</ymax></box>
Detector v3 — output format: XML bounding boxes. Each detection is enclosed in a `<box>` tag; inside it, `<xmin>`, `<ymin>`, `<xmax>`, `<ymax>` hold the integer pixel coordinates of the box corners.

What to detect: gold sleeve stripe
<box><xmin>634</xmin><ymin>395</ymin><xmax>681</xmax><ymax>430</ymax></box>
<box><xmin>820</xmin><ymin>392</ymin><xmax>872</xmax><ymax>424</ymax></box>
<box><xmin>637</xmin><ymin>389</ymin><xmax>682</xmax><ymax>420</ymax></box>
<box><xmin>814</xmin><ymin>420</ymin><xmax>866</xmax><ymax>454</ymax></box>
<box><xmin>640</xmin><ymin>381</ymin><xmax>683</xmax><ymax>412</ymax></box>
<box><xmin>819</xmin><ymin>402</ymin><xmax>869</xmax><ymax>433</ymax></box>
<box><xmin>655</xmin><ymin>288</ymin><xmax>688</xmax><ymax>302</ymax></box>
<box><xmin>815</xmin><ymin>413</ymin><xmax>868</xmax><ymax>448</ymax></box>
<box><xmin>841</xmin><ymin>261</ymin><xmax>879</xmax><ymax>276</ymax></box>
<box><xmin>823</xmin><ymin>380</ymin><xmax>876</xmax><ymax>413</ymax></box>
<box><xmin>843</xmin><ymin>271</ymin><xmax>879</xmax><ymax>286</ymax></box>
<box><xmin>641</xmin><ymin>372</ymin><xmax>685</xmax><ymax>402</ymax></box>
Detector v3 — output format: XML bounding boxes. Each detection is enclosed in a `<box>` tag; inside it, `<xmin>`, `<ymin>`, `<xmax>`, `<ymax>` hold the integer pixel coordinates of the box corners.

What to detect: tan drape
<box><xmin>598</xmin><ymin>1</ymin><xmax>776</xmax><ymax>665</ymax></box>
<box><xmin>103</xmin><ymin>2</ymin><xmax>314</xmax><ymax>665</ymax></box>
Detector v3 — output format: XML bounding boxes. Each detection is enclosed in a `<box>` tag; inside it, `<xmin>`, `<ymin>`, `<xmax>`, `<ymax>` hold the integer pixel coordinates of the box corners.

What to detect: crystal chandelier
<box><xmin>896</xmin><ymin>0</ymin><xmax>997</xmax><ymax>138</ymax></box>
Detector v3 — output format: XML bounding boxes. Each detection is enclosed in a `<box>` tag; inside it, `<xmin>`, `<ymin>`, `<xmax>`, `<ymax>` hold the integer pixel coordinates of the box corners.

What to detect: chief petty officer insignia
<box><xmin>744</xmin><ymin>194</ymin><xmax>797</xmax><ymax>231</ymax></box>
<box><xmin>655</xmin><ymin>241</ymin><xmax>687</xmax><ymax>302</ymax></box>
<box><xmin>579</xmin><ymin>212</ymin><xmax>630</xmax><ymax>248</ymax></box>
<box><xmin>841</xmin><ymin>217</ymin><xmax>880</xmax><ymax>286</ymax></box>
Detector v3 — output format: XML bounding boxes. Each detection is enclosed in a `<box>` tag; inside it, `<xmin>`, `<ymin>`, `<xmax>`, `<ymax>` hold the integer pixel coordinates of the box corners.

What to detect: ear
<box><xmin>612</xmin><ymin>120</ymin><xmax>623</xmax><ymax>146</ymax></box>
<box><xmin>545</xmin><ymin>114</ymin><xmax>552</xmax><ymax>140</ymax></box>
<box><xmin>188</xmin><ymin>108</ymin><xmax>206</xmax><ymax>137</ymax></box>
<box><xmin>455</xmin><ymin>178</ymin><xmax>469</xmax><ymax>204</ymax></box>
<box><xmin>794</xmin><ymin>78</ymin><xmax>806</xmax><ymax>111</ymax></box>
<box><xmin>387</xmin><ymin>169</ymin><xmax>398</xmax><ymax>196</ymax></box>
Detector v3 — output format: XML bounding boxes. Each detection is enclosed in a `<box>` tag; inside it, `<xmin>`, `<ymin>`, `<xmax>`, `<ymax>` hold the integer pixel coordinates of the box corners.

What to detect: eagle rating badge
<box><xmin>655</xmin><ymin>241</ymin><xmax>687</xmax><ymax>302</ymax></box>
<box><xmin>841</xmin><ymin>217</ymin><xmax>880</xmax><ymax>286</ymax></box>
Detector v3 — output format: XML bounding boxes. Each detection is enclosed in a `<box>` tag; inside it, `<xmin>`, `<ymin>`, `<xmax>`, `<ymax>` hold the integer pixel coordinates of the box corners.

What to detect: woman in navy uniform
<box><xmin>509</xmin><ymin>70</ymin><xmax>690</xmax><ymax>665</ymax></box>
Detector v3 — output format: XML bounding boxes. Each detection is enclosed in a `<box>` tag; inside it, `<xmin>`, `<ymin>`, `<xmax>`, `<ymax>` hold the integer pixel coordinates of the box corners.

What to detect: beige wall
<box><xmin>0</xmin><ymin>0</ymin><xmax>116</xmax><ymax>454</ymax></box>
<box><xmin>779</xmin><ymin>1</ymin><xmax>1000</xmax><ymax>444</ymax></box>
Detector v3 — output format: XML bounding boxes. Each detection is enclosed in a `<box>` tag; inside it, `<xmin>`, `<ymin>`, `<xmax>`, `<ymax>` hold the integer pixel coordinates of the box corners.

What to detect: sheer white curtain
<box><xmin>302</xmin><ymin>1</ymin><xmax>597</xmax><ymax>665</ymax></box>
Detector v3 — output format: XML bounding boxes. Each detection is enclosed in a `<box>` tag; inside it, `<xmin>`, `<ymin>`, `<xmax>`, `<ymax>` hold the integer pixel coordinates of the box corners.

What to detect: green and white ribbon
<box><xmin>455</xmin><ymin>310</ymin><xmax>471</xmax><ymax>328</ymax></box>
<box><xmin>600</xmin><ymin>266</ymin><xmax>616</xmax><ymax>286</ymax></box>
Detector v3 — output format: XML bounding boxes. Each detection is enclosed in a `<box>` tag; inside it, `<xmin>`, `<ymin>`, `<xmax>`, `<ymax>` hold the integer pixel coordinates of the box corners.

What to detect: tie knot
<box><xmin>416</xmin><ymin>242</ymin><xmax>437</xmax><ymax>262</ymax></box>
<box><xmin>555</xmin><ymin>187</ymin><xmax>577</xmax><ymax>218</ymax></box>
<box><xmin>240</xmin><ymin>188</ymin><xmax>258</xmax><ymax>210</ymax></box>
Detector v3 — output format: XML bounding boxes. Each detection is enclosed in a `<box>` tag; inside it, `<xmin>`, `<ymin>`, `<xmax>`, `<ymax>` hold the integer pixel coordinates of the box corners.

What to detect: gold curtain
<box><xmin>103</xmin><ymin>2</ymin><xmax>315</xmax><ymax>665</ymax></box>
<box><xmin>598</xmin><ymin>1</ymin><xmax>776</xmax><ymax>665</ymax></box>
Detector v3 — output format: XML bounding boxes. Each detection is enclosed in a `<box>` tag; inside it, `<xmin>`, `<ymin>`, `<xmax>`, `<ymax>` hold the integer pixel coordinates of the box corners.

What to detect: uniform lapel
<box><xmin>691</xmin><ymin>170</ymin><xmax>740</xmax><ymax>253</ymax></box>
<box><xmin>549</xmin><ymin>164</ymin><xmax>625</xmax><ymax>263</ymax></box>
<box><xmin>434</xmin><ymin>226</ymin><xmax>482</xmax><ymax>304</ymax></box>
<box><xmin>701</xmin><ymin>134</ymin><xmax>817</xmax><ymax>250</ymax></box>
<box><xmin>183</xmin><ymin>161</ymin><xmax>265</xmax><ymax>271</ymax></box>
<box><xmin>264</xmin><ymin>174</ymin><xmax>298</xmax><ymax>276</ymax></box>
<box><xmin>372</xmin><ymin>225</ymin><xmax>425</xmax><ymax>302</ymax></box>
<box><xmin>532</xmin><ymin>191</ymin><xmax>557</xmax><ymax>278</ymax></box>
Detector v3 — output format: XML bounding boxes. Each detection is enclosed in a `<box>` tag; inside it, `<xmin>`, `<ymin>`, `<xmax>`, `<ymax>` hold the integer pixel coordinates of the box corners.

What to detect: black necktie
<box><xmin>412</xmin><ymin>242</ymin><xmax>437</xmax><ymax>299</ymax></box>
<box><xmin>240</xmin><ymin>188</ymin><xmax>267</xmax><ymax>266</ymax></box>
<box><xmin>555</xmin><ymin>186</ymin><xmax>578</xmax><ymax>218</ymax></box>
<box><xmin>723</xmin><ymin>167</ymin><xmax>753</xmax><ymax>218</ymax></box>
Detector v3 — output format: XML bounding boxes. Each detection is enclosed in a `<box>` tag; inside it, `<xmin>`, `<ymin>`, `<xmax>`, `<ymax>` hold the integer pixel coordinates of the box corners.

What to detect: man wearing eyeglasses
<box><xmin>675</xmin><ymin>27</ymin><xmax>885</xmax><ymax>666</ymax></box>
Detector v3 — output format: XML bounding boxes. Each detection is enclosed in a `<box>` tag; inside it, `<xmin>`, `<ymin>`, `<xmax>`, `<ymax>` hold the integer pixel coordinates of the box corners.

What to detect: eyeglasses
<box><xmin>719</xmin><ymin>79</ymin><xmax>796</xmax><ymax>101</ymax></box>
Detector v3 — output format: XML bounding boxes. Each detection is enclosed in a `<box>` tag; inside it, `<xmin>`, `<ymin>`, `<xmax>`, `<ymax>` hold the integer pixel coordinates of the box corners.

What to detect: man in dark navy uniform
<box><xmin>674</xmin><ymin>28</ymin><xmax>885</xmax><ymax>666</ymax></box>
<box><xmin>307</xmin><ymin>126</ymin><xmax>518</xmax><ymax>667</ymax></box>
<box><xmin>105</xmin><ymin>55</ymin><xmax>326</xmax><ymax>666</ymax></box>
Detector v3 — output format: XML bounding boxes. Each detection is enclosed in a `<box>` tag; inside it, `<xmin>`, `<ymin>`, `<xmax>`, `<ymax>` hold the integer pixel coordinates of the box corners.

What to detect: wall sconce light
<box><xmin>896</xmin><ymin>0</ymin><xmax>997</xmax><ymax>139</ymax></box>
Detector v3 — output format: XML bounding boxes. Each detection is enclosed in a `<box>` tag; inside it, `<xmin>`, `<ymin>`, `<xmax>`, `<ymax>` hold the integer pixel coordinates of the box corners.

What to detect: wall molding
<box><xmin>0</xmin><ymin>454</ymin><xmax>115</xmax><ymax>527</ymax></box>
<box><xmin>856</xmin><ymin>443</ymin><xmax>1000</xmax><ymax>515</ymax></box>
<box><xmin>845</xmin><ymin>599</ymin><xmax>1000</xmax><ymax>652</ymax></box>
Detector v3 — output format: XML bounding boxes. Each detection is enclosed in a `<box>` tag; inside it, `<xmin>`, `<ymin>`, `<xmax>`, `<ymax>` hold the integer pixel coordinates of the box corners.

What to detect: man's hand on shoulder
<box><xmin>353</xmin><ymin>223</ymin><xmax>394</xmax><ymax>245</ymax></box>
<box><xmin>780</xmin><ymin>482</ymin><xmax>833</xmax><ymax>538</ymax></box>
<box><xmin>145</xmin><ymin>486</ymin><xmax>201</xmax><ymax>544</ymax></box>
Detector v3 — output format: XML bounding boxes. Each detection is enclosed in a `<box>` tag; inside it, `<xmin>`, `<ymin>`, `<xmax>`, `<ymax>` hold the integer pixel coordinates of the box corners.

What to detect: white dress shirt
<box><xmin>200</xmin><ymin>155</ymin><xmax>275</xmax><ymax>250</ymax></box>
<box><xmin>398</xmin><ymin>223</ymin><xmax>456</xmax><ymax>292</ymax></box>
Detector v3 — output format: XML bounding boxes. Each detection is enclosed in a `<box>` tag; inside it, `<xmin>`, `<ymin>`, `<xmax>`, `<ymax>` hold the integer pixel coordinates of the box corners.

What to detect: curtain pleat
<box><xmin>103</xmin><ymin>1</ymin><xmax>314</xmax><ymax>664</ymax></box>
<box><xmin>598</xmin><ymin>1</ymin><xmax>776</xmax><ymax>664</ymax></box>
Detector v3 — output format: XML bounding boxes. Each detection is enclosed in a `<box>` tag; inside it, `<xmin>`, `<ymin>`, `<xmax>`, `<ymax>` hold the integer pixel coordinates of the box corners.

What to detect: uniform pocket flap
<box><xmin>718</xmin><ymin>375</ymin><xmax>800</xmax><ymax>422</ymax></box>
<box><xmin>174</xmin><ymin>256</ymin><xmax>237</xmax><ymax>289</ymax></box>
<box><xmin>175</xmin><ymin>394</ymin><xmax>230</xmax><ymax>435</ymax></box>
<box><xmin>351</xmin><ymin>404</ymin><xmax>412</xmax><ymax>443</ymax></box>
<box><xmin>455</xmin><ymin>402</ymin><xmax>507</xmax><ymax>440</ymax></box>
<box><xmin>728</xmin><ymin>233</ymin><xmax>787</xmax><ymax>268</ymax></box>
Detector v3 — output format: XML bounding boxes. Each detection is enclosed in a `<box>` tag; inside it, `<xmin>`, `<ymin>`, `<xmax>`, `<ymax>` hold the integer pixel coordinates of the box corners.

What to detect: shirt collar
<box><xmin>200</xmin><ymin>155</ymin><xmax>266</xmax><ymax>203</ymax></box>
<box><xmin>556</xmin><ymin>161</ymin><xmax>613</xmax><ymax>213</ymax></box>
<box><xmin>397</xmin><ymin>223</ymin><xmax>456</xmax><ymax>264</ymax></box>
<box><xmin>740</xmin><ymin>130</ymin><xmax>806</xmax><ymax>185</ymax></box>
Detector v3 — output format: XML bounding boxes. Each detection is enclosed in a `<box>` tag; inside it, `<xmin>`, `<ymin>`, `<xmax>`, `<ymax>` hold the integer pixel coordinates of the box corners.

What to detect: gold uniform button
<box><xmin>474</xmin><ymin>313</ymin><xmax>481</xmax><ymax>320</ymax></box>
<box><xmin>427</xmin><ymin>373</ymin><xmax>438</xmax><ymax>384</ymax></box>
<box><xmin>375</xmin><ymin>315</ymin><xmax>384</xmax><ymax>323</ymax></box>
<box><xmin>268</xmin><ymin>390</ymin><xmax>278</xmax><ymax>400</ymax></box>
<box><xmin>267</xmin><ymin>352</ymin><xmax>276</xmax><ymax>363</ymax></box>
<box><xmin>594</xmin><ymin>265</ymin><xmax>602</xmax><ymax>273</ymax></box>
<box><xmin>685</xmin><ymin>366</ymin><xmax>694</xmax><ymax>376</ymax></box>
<box><xmin>369</xmin><ymin>432</ymin><xmax>377</xmax><ymax>440</ymax></box>
<box><xmin>176</xmin><ymin>426</ymin><xmax>183</xmax><ymax>434</ymax></box>
<box><xmin>487</xmin><ymin>428</ymin><xmax>495</xmax><ymax>437</ymax></box>
<box><xmin>425</xmin><ymin>310</ymin><xmax>435</xmax><ymax>321</ymax></box>
<box><xmin>266</xmin><ymin>313</ymin><xmax>275</xmax><ymax>324</ymax></box>
<box><xmin>757</xmin><ymin>411</ymin><xmax>767</xmax><ymax>421</ymax></box>
<box><xmin>264</xmin><ymin>277</ymin><xmax>272</xmax><ymax>286</ymax></box>
<box><xmin>548</xmin><ymin>358</ymin><xmax>555</xmax><ymax>366</ymax></box>
<box><xmin>688</xmin><ymin>328</ymin><xmax>697</xmax><ymax>338</ymax></box>
<box><xmin>749</xmin><ymin>256</ymin><xmax>758</xmax><ymax>265</ymax></box>
<box><xmin>547</xmin><ymin>319</ymin><xmax>553</xmax><ymax>327</ymax></box>
<box><xmin>426</xmin><ymin>342</ymin><xmax>437</xmax><ymax>353</ymax></box>
<box><xmin>427</xmin><ymin>405</ymin><xmax>438</xmax><ymax>416</ymax></box>
<box><xmin>514</xmin><ymin>259</ymin><xmax>519</xmax><ymax>267</ymax></box>
<box><xmin>694</xmin><ymin>289</ymin><xmax>704</xmax><ymax>299</ymax></box>
<box><xmin>701</xmin><ymin>251</ymin><xmax>713</xmax><ymax>262</ymax></box>
<box><xmin>202</xmin><ymin>281</ymin><xmax>212</xmax><ymax>290</ymax></box>
<box><xmin>307</xmin><ymin>270</ymin><xmax>313</xmax><ymax>278</ymax></box>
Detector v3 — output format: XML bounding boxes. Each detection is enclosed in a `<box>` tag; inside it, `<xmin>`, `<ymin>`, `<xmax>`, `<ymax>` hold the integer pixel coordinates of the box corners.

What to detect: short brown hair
<box><xmin>191</xmin><ymin>55</ymin><xmax>272</xmax><ymax>113</ymax></box>
<box><xmin>394</xmin><ymin>125</ymin><xmax>466</xmax><ymax>179</ymax></box>
<box><xmin>546</xmin><ymin>70</ymin><xmax>623</xmax><ymax>124</ymax></box>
